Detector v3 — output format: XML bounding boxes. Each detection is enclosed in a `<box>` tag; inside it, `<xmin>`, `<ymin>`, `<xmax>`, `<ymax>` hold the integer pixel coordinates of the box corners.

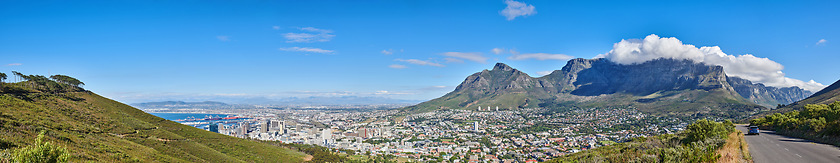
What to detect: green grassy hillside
<box><xmin>0</xmin><ymin>81</ymin><xmax>305</xmax><ymax>162</ymax></box>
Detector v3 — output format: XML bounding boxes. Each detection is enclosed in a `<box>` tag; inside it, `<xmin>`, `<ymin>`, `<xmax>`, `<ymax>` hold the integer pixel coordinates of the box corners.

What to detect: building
<box><xmin>239</xmin><ymin>122</ymin><xmax>249</xmax><ymax>138</ymax></box>
<box><xmin>277</xmin><ymin>120</ymin><xmax>286</xmax><ymax>134</ymax></box>
<box><xmin>322</xmin><ymin>128</ymin><xmax>332</xmax><ymax>146</ymax></box>
<box><xmin>474</xmin><ymin>121</ymin><xmax>479</xmax><ymax>131</ymax></box>
<box><xmin>270</xmin><ymin>120</ymin><xmax>284</xmax><ymax>133</ymax></box>
<box><xmin>260</xmin><ymin>120</ymin><xmax>269</xmax><ymax>133</ymax></box>
<box><xmin>209</xmin><ymin>123</ymin><xmax>219</xmax><ymax>133</ymax></box>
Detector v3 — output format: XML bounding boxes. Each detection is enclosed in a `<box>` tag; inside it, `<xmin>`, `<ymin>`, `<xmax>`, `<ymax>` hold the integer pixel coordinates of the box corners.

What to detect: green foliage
<box><xmin>2</xmin><ymin>72</ymin><xmax>86</xmax><ymax>93</ymax></box>
<box><xmin>751</xmin><ymin>101</ymin><xmax>840</xmax><ymax>146</ymax></box>
<box><xmin>683</xmin><ymin>119</ymin><xmax>734</xmax><ymax>143</ymax></box>
<box><xmin>0</xmin><ymin>73</ymin><xmax>7</xmax><ymax>82</ymax></box>
<box><xmin>546</xmin><ymin>119</ymin><xmax>736</xmax><ymax>163</ymax></box>
<box><xmin>264</xmin><ymin>142</ymin><xmax>347</xmax><ymax>163</ymax></box>
<box><xmin>0</xmin><ymin>78</ymin><xmax>306</xmax><ymax>162</ymax></box>
<box><xmin>48</xmin><ymin>75</ymin><xmax>84</xmax><ymax>88</ymax></box>
<box><xmin>13</xmin><ymin>131</ymin><xmax>70</xmax><ymax>163</ymax></box>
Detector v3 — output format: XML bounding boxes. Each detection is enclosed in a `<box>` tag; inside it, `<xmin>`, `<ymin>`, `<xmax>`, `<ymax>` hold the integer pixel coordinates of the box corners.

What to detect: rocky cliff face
<box><xmin>406</xmin><ymin>58</ymin><xmax>812</xmax><ymax>118</ymax></box>
<box><xmin>555</xmin><ymin>58</ymin><xmax>732</xmax><ymax>96</ymax></box>
<box><xmin>727</xmin><ymin>77</ymin><xmax>813</xmax><ymax>107</ymax></box>
<box><xmin>452</xmin><ymin>63</ymin><xmax>550</xmax><ymax>95</ymax></box>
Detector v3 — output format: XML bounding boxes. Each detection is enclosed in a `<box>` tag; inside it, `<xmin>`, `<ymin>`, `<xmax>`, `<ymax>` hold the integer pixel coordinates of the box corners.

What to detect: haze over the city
<box><xmin>2</xmin><ymin>0</ymin><xmax>838</xmax><ymax>104</ymax></box>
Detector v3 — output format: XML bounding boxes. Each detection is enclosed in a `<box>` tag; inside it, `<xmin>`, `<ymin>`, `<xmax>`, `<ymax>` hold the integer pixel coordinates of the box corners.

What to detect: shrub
<box><xmin>683</xmin><ymin>119</ymin><xmax>732</xmax><ymax>144</ymax></box>
<box><xmin>13</xmin><ymin>131</ymin><xmax>70</xmax><ymax>163</ymax></box>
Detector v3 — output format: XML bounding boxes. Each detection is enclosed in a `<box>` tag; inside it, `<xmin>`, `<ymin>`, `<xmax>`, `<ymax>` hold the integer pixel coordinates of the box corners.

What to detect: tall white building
<box><xmin>473</xmin><ymin>121</ymin><xmax>479</xmax><ymax>131</ymax></box>
<box><xmin>321</xmin><ymin>128</ymin><xmax>332</xmax><ymax>146</ymax></box>
<box><xmin>272</xmin><ymin>120</ymin><xmax>285</xmax><ymax>134</ymax></box>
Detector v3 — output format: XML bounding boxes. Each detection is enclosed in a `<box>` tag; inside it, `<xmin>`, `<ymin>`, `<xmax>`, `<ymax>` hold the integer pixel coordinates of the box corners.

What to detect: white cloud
<box><xmin>396</xmin><ymin>59</ymin><xmax>445</xmax><ymax>67</ymax></box>
<box><xmin>600</xmin><ymin>34</ymin><xmax>826</xmax><ymax>92</ymax></box>
<box><xmin>216</xmin><ymin>35</ymin><xmax>230</xmax><ymax>41</ymax></box>
<box><xmin>816</xmin><ymin>39</ymin><xmax>827</xmax><ymax>45</ymax></box>
<box><xmin>508</xmin><ymin>53</ymin><xmax>574</xmax><ymax>60</ymax></box>
<box><xmin>283</xmin><ymin>27</ymin><xmax>335</xmax><ymax>43</ymax></box>
<box><xmin>374</xmin><ymin>90</ymin><xmax>414</xmax><ymax>95</ymax></box>
<box><xmin>537</xmin><ymin>70</ymin><xmax>554</xmax><ymax>76</ymax></box>
<box><xmin>298</xmin><ymin>27</ymin><xmax>332</xmax><ymax>33</ymax></box>
<box><xmin>381</xmin><ymin>49</ymin><xmax>394</xmax><ymax>55</ymax></box>
<box><xmin>278</xmin><ymin>47</ymin><xmax>334</xmax><ymax>54</ymax></box>
<box><xmin>444</xmin><ymin>58</ymin><xmax>464</xmax><ymax>63</ymax></box>
<box><xmin>272</xmin><ymin>26</ymin><xmax>280</xmax><ymax>30</ymax></box>
<box><xmin>6</xmin><ymin>63</ymin><xmax>22</xmax><ymax>66</ymax></box>
<box><xmin>492</xmin><ymin>48</ymin><xmax>505</xmax><ymax>54</ymax></box>
<box><xmin>536</xmin><ymin>71</ymin><xmax>553</xmax><ymax>76</ymax></box>
<box><xmin>388</xmin><ymin>64</ymin><xmax>407</xmax><ymax>69</ymax></box>
<box><xmin>500</xmin><ymin>0</ymin><xmax>536</xmax><ymax>21</ymax></box>
<box><xmin>441</xmin><ymin>52</ymin><xmax>487</xmax><ymax>63</ymax></box>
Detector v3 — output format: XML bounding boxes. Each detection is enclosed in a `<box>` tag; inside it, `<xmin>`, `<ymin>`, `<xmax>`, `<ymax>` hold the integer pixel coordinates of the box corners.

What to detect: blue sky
<box><xmin>1</xmin><ymin>0</ymin><xmax>838</xmax><ymax>103</ymax></box>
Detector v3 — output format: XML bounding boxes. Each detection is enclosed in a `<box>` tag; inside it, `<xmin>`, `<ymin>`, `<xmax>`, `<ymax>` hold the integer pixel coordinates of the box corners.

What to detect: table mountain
<box><xmin>404</xmin><ymin>58</ymin><xmax>812</xmax><ymax>119</ymax></box>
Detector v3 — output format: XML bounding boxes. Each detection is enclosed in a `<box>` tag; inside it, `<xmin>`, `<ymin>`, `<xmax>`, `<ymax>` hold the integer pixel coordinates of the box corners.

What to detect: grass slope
<box><xmin>0</xmin><ymin>83</ymin><xmax>305</xmax><ymax>162</ymax></box>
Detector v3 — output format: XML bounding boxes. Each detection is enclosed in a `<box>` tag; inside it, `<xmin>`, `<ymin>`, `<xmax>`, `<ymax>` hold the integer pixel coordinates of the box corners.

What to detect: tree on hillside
<box><xmin>49</xmin><ymin>75</ymin><xmax>84</xmax><ymax>88</ymax></box>
<box><xmin>0</xmin><ymin>72</ymin><xmax>6</xmax><ymax>91</ymax></box>
<box><xmin>12</xmin><ymin>71</ymin><xmax>23</xmax><ymax>82</ymax></box>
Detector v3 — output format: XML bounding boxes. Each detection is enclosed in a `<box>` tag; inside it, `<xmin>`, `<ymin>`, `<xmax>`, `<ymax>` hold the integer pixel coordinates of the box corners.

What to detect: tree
<box><xmin>0</xmin><ymin>72</ymin><xmax>6</xmax><ymax>91</ymax></box>
<box><xmin>12</xmin><ymin>71</ymin><xmax>23</xmax><ymax>82</ymax></box>
<box><xmin>13</xmin><ymin>131</ymin><xmax>70</xmax><ymax>163</ymax></box>
<box><xmin>49</xmin><ymin>75</ymin><xmax>84</xmax><ymax>88</ymax></box>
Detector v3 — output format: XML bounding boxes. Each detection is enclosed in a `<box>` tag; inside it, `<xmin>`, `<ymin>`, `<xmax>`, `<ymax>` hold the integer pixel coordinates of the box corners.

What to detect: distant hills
<box><xmin>231</xmin><ymin>96</ymin><xmax>421</xmax><ymax>106</ymax></box>
<box><xmin>754</xmin><ymin>78</ymin><xmax>840</xmax><ymax>117</ymax></box>
<box><xmin>403</xmin><ymin>58</ymin><xmax>812</xmax><ymax>119</ymax></box>
<box><xmin>139</xmin><ymin>96</ymin><xmax>421</xmax><ymax>107</ymax></box>
<box><xmin>0</xmin><ymin>77</ymin><xmax>305</xmax><ymax>162</ymax></box>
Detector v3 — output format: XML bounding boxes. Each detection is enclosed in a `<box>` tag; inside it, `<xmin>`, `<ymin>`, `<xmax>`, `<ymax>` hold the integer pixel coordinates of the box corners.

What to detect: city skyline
<box><xmin>2</xmin><ymin>0</ymin><xmax>838</xmax><ymax>103</ymax></box>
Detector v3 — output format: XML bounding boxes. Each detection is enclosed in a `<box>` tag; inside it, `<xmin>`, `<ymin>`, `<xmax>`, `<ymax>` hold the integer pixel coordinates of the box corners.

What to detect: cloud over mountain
<box><xmin>598</xmin><ymin>34</ymin><xmax>825</xmax><ymax>92</ymax></box>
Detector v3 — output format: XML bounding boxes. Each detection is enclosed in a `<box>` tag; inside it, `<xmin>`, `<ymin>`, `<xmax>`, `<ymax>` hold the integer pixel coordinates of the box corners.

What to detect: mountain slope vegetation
<box><xmin>0</xmin><ymin>73</ymin><xmax>305</xmax><ymax>162</ymax></box>
<box><xmin>772</xmin><ymin>78</ymin><xmax>840</xmax><ymax>113</ymax></box>
<box><xmin>546</xmin><ymin>119</ymin><xmax>749</xmax><ymax>163</ymax></box>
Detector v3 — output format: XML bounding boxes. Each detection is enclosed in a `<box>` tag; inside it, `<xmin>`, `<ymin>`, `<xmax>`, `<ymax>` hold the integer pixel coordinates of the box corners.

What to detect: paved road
<box><xmin>736</xmin><ymin>125</ymin><xmax>840</xmax><ymax>163</ymax></box>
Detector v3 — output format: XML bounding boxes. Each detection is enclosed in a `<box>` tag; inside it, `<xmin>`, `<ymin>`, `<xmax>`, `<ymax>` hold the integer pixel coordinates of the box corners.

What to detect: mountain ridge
<box><xmin>756</xmin><ymin>78</ymin><xmax>840</xmax><ymax>116</ymax></box>
<box><xmin>403</xmin><ymin>58</ymin><xmax>812</xmax><ymax>119</ymax></box>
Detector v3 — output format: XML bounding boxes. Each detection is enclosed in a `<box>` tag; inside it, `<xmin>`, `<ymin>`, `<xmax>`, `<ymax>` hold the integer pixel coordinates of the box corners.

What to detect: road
<box><xmin>736</xmin><ymin>125</ymin><xmax>840</xmax><ymax>163</ymax></box>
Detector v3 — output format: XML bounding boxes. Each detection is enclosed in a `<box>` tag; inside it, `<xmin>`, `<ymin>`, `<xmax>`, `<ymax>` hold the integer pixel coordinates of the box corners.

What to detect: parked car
<box><xmin>748</xmin><ymin>126</ymin><xmax>760</xmax><ymax>135</ymax></box>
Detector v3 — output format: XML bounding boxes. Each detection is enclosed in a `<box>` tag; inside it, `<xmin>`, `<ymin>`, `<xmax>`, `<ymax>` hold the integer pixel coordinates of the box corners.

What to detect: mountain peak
<box><xmin>492</xmin><ymin>63</ymin><xmax>514</xmax><ymax>71</ymax></box>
